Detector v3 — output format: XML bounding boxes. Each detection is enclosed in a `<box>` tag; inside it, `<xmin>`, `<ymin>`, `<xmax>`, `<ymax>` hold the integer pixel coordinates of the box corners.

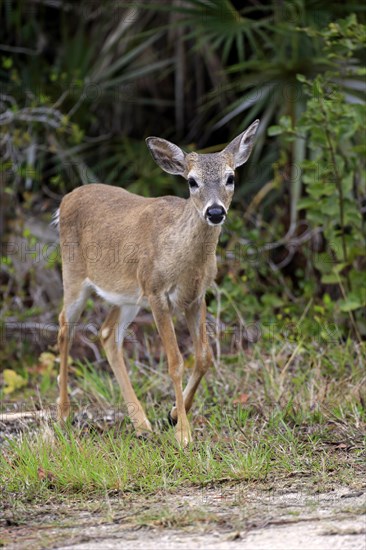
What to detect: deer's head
<box><xmin>146</xmin><ymin>120</ymin><xmax>259</xmax><ymax>226</ymax></box>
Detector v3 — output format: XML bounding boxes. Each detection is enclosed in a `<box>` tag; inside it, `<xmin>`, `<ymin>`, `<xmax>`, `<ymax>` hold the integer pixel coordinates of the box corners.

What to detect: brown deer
<box><xmin>56</xmin><ymin>120</ymin><xmax>259</xmax><ymax>446</ymax></box>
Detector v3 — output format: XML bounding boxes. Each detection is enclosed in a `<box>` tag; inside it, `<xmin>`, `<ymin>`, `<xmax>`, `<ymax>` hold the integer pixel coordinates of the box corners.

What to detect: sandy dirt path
<box><xmin>3</xmin><ymin>483</ymin><xmax>364</xmax><ymax>550</ymax></box>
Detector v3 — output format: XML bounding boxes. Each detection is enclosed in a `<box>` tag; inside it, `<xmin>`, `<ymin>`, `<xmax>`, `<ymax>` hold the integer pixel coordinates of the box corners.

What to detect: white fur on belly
<box><xmin>85</xmin><ymin>278</ymin><xmax>144</xmax><ymax>307</ymax></box>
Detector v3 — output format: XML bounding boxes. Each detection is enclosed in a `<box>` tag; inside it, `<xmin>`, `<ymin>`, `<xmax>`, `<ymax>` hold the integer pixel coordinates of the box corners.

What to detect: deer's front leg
<box><xmin>149</xmin><ymin>294</ymin><xmax>192</xmax><ymax>447</ymax></box>
<box><xmin>170</xmin><ymin>299</ymin><xmax>212</xmax><ymax>423</ymax></box>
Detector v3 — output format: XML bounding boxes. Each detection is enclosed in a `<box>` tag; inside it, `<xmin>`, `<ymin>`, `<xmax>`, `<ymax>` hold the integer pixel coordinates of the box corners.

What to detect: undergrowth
<box><xmin>1</xmin><ymin>340</ymin><xmax>365</xmax><ymax>504</ymax></box>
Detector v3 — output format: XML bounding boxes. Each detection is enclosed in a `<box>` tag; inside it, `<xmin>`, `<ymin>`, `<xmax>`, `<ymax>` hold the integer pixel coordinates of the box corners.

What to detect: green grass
<box><xmin>1</xmin><ymin>340</ymin><xmax>365</xmax><ymax>504</ymax></box>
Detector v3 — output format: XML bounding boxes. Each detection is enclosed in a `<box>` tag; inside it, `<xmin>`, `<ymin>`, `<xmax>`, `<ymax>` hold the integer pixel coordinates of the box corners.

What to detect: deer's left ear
<box><xmin>223</xmin><ymin>120</ymin><xmax>260</xmax><ymax>168</ymax></box>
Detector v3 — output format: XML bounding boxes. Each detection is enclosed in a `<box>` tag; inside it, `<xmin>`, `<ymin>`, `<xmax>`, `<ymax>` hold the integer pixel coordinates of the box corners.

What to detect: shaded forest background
<box><xmin>0</xmin><ymin>0</ymin><xmax>365</xmax><ymax>375</ymax></box>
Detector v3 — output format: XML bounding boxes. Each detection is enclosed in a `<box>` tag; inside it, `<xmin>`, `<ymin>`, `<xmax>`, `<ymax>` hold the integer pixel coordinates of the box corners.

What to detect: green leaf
<box><xmin>2</xmin><ymin>56</ymin><xmax>13</xmax><ymax>69</ymax></box>
<box><xmin>3</xmin><ymin>369</ymin><xmax>27</xmax><ymax>395</ymax></box>
<box><xmin>279</xmin><ymin>115</ymin><xmax>292</xmax><ymax>129</ymax></box>
<box><xmin>321</xmin><ymin>273</ymin><xmax>339</xmax><ymax>284</ymax></box>
<box><xmin>332</xmin><ymin>262</ymin><xmax>348</xmax><ymax>274</ymax></box>
<box><xmin>268</xmin><ymin>125</ymin><xmax>283</xmax><ymax>136</ymax></box>
<box><xmin>338</xmin><ymin>298</ymin><xmax>363</xmax><ymax>312</ymax></box>
<box><xmin>261</xmin><ymin>294</ymin><xmax>284</xmax><ymax>308</ymax></box>
<box><xmin>297</xmin><ymin>197</ymin><xmax>316</xmax><ymax>209</ymax></box>
<box><xmin>296</xmin><ymin>74</ymin><xmax>306</xmax><ymax>83</ymax></box>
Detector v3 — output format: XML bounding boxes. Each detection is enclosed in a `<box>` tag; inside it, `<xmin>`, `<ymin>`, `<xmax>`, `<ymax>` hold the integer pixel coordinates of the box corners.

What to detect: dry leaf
<box><xmin>233</xmin><ymin>393</ymin><xmax>249</xmax><ymax>405</ymax></box>
<box><xmin>193</xmin><ymin>415</ymin><xmax>209</xmax><ymax>426</ymax></box>
<box><xmin>37</xmin><ymin>467</ymin><xmax>56</xmax><ymax>482</ymax></box>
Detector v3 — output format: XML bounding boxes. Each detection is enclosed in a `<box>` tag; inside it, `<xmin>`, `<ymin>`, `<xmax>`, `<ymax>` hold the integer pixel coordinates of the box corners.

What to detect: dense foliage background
<box><xmin>0</xmin><ymin>1</ymin><xmax>365</xmax><ymax>376</ymax></box>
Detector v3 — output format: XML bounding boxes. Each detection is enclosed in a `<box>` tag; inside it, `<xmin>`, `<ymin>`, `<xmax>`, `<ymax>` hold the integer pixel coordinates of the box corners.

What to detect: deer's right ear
<box><xmin>146</xmin><ymin>137</ymin><xmax>186</xmax><ymax>176</ymax></box>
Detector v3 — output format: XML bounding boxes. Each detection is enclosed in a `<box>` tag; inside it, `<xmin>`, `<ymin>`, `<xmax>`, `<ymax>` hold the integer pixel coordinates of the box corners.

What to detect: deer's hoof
<box><xmin>57</xmin><ymin>399</ymin><xmax>71</xmax><ymax>423</ymax></box>
<box><xmin>135</xmin><ymin>418</ymin><xmax>153</xmax><ymax>438</ymax></box>
<box><xmin>175</xmin><ymin>428</ymin><xmax>192</xmax><ymax>448</ymax></box>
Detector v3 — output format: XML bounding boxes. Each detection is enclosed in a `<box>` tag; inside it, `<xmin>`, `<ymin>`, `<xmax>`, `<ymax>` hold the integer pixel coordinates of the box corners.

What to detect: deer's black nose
<box><xmin>205</xmin><ymin>204</ymin><xmax>226</xmax><ymax>225</ymax></box>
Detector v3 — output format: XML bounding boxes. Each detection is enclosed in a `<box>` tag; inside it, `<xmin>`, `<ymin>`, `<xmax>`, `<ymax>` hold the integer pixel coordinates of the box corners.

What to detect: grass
<box><xmin>1</xmin><ymin>338</ymin><xmax>365</xmax><ymax>505</ymax></box>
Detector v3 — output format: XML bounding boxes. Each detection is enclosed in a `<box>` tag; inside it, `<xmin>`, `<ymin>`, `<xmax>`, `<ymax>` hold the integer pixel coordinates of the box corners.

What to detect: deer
<box><xmin>56</xmin><ymin>120</ymin><xmax>259</xmax><ymax>447</ymax></box>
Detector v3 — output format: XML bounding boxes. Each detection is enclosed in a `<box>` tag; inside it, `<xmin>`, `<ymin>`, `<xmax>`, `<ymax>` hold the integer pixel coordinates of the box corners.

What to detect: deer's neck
<box><xmin>179</xmin><ymin>198</ymin><xmax>221</xmax><ymax>251</ymax></box>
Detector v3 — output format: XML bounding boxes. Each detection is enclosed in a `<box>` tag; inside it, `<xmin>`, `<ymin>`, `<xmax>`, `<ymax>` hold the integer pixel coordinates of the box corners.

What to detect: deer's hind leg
<box><xmin>99</xmin><ymin>305</ymin><xmax>152</xmax><ymax>436</ymax></box>
<box><xmin>58</xmin><ymin>281</ymin><xmax>90</xmax><ymax>421</ymax></box>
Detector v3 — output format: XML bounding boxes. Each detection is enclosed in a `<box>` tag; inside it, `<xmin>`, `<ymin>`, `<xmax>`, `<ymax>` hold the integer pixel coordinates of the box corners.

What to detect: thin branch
<box><xmin>0</xmin><ymin>44</ymin><xmax>40</xmax><ymax>55</ymax></box>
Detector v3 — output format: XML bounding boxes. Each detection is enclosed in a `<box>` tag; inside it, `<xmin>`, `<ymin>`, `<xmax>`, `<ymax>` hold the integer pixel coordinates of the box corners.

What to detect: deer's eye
<box><xmin>226</xmin><ymin>174</ymin><xmax>235</xmax><ymax>186</ymax></box>
<box><xmin>188</xmin><ymin>177</ymin><xmax>199</xmax><ymax>189</ymax></box>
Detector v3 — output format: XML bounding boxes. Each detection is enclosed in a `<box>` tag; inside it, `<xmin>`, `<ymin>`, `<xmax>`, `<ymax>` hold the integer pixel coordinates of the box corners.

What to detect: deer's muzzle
<box><xmin>205</xmin><ymin>204</ymin><xmax>226</xmax><ymax>225</ymax></box>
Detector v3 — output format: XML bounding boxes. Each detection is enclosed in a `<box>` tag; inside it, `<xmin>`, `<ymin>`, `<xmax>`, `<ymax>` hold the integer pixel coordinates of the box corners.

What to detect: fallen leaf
<box><xmin>233</xmin><ymin>393</ymin><xmax>249</xmax><ymax>405</ymax></box>
<box><xmin>335</xmin><ymin>443</ymin><xmax>348</xmax><ymax>449</ymax></box>
<box><xmin>38</xmin><ymin>352</ymin><xmax>56</xmax><ymax>369</ymax></box>
<box><xmin>193</xmin><ymin>415</ymin><xmax>209</xmax><ymax>426</ymax></box>
<box><xmin>3</xmin><ymin>369</ymin><xmax>27</xmax><ymax>394</ymax></box>
<box><xmin>37</xmin><ymin>467</ymin><xmax>56</xmax><ymax>482</ymax></box>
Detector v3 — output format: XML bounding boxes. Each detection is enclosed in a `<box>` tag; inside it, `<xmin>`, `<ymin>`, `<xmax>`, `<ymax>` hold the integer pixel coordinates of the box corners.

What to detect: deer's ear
<box><xmin>223</xmin><ymin>120</ymin><xmax>260</xmax><ymax>168</ymax></box>
<box><xmin>146</xmin><ymin>137</ymin><xmax>186</xmax><ymax>176</ymax></box>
